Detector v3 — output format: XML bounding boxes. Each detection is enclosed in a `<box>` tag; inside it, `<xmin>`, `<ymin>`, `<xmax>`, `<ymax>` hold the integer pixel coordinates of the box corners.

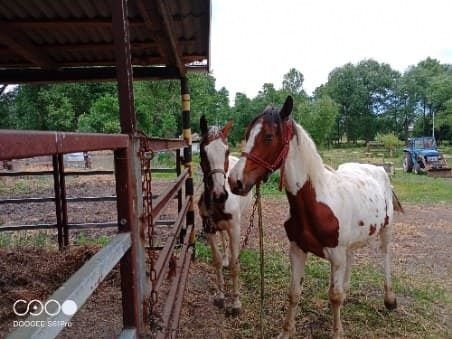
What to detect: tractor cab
<box><xmin>403</xmin><ymin>137</ymin><xmax>451</xmax><ymax>177</ymax></box>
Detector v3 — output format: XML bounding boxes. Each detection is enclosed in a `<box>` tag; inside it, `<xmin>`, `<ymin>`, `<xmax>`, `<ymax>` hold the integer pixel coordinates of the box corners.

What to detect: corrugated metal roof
<box><xmin>0</xmin><ymin>0</ymin><xmax>210</xmax><ymax>72</ymax></box>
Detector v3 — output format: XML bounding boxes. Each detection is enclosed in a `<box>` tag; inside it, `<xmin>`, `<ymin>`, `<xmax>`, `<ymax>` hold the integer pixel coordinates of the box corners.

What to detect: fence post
<box><xmin>112</xmin><ymin>0</ymin><xmax>146</xmax><ymax>334</ymax></box>
<box><xmin>52</xmin><ymin>155</ymin><xmax>63</xmax><ymax>250</ymax></box>
<box><xmin>181</xmin><ymin>77</ymin><xmax>194</xmax><ymax>245</ymax></box>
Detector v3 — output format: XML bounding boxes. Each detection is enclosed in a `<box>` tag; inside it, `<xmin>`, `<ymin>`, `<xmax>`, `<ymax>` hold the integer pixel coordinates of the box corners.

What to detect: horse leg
<box><xmin>206</xmin><ymin>232</ymin><xmax>225</xmax><ymax>308</ymax></box>
<box><xmin>278</xmin><ymin>242</ymin><xmax>307</xmax><ymax>339</ymax></box>
<box><xmin>343</xmin><ymin>249</ymin><xmax>353</xmax><ymax>296</ymax></box>
<box><xmin>220</xmin><ymin>230</ymin><xmax>230</xmax><ymax>268</ymax></box>
<box><xmin>380</xmin><ymin>226</ymin><xmax>397</xmax><ymax>310</ymax></box>
<box><xmin>329</xmin><ymin>248</ymin><xmax>347</xmax><ymax>339</ymax></box>
<box><xmin>227</xmin><ymin>223</ymin><xmax>241</xmax><ymax>315</ymax></box>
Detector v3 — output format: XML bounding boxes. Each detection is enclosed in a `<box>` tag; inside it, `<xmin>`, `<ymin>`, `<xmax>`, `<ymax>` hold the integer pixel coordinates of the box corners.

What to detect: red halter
<box><xmin>241</xmin><ymin>120</ymin><xmax>294</xmax><ymax>191</ymax></box>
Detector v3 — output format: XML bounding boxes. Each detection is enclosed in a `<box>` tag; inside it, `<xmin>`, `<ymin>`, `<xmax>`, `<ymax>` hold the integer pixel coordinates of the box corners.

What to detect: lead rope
<box><xmin>256</xmin><ymin>183</ymin><xmax>265</xmax><ymax>339</ymax></box>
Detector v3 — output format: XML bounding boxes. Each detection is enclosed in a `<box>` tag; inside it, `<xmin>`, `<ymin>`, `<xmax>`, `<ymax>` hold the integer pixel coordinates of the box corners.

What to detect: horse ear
<box><xmin>279</xmin><ymin>96</ymin><xmax>293</xmax><ymax>120</ymax></box>
<box><xmin>200</xmin><ymin>115</ymin><xmax>208</xmax><ymax>136</ymax></box>
<box><xmin>221</xmin><ymin>120</ymin><xmax>233</xmax><ymax>138</ymax></box>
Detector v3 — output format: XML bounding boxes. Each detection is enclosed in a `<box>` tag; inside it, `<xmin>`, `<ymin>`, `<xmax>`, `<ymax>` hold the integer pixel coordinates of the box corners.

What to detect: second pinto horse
<box><xmin>198</xmin><ymin>116</ymin><xmax>252</xmax><ymax>315</ymax></box>
<box><xmin>229</xmin><ymin>96</ymin><xmax>403</xmax><ymax>338</ymax></box>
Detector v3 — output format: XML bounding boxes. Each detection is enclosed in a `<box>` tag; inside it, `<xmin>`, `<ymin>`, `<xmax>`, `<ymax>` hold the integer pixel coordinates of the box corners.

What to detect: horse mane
<box><xmin>291</xmin><ymin>122</ymin><xmax>327</xmax><ymax>187</ymax></box>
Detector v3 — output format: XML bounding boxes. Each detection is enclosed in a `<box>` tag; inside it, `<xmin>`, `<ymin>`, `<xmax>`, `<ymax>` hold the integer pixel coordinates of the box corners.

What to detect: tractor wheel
<box><xmin>403</xmin><ymin>153</ymin><xmax>413</xmax><ymax>173</ymax></box>
<box><xmin>413</xmin><ymin>162</ymin><xmax>421</xmax><ymax>175</ymax></box>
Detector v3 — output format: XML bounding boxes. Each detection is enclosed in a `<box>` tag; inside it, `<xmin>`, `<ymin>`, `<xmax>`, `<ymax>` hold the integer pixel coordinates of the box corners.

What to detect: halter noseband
<box><xmin>207</xmin><ymin>168</ymin><xmax>226</xmax><ymax>179</ymax></box>
<box><xmin>241</xmin><ymin>120</ymin><xmax>293</xmax><ymax>190</ymax></box>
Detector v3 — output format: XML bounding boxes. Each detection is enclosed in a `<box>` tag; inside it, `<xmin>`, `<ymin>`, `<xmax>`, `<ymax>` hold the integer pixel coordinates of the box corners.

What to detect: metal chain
<box><xmin>256</xmin><ymin>183</ymin><xmax>265</xmax><ymax>338</ymax></box>
<box><xmin>241</xmin><ymin>189</ymin><xmax>259</xmax><ymax>249</ymax></box>
<box><xmin>138</xmin><ymin>134</ymin><xmax>160</xmax><ymax>333</ymax></box>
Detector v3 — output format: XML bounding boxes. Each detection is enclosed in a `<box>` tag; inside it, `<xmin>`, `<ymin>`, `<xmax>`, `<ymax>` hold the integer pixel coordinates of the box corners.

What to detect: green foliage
<box><xmin>77</xmin><ymin>94</ymin><xmax>120</xmax><ymax>133</ymax></box>
<box><xmin>375</xmin><ymin>132</ymin><xmax>402</xmax><ymax>150</ymax></box>
<box><xmin>2</xmin><ymin>61</ymin><xmax>450</xmax><ymax>146</ymax></box>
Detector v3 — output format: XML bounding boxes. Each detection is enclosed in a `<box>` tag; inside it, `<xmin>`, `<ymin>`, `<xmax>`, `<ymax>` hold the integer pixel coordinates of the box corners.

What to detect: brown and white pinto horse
<box><xmin>229</xmin><ymin>96</ymin><xmax>403</xmax><ymax>338</ymax></box>
<box><xmin>198</xmin><ymin>116</ymin><xmax>252</xmax><ymax>314</ymax></box>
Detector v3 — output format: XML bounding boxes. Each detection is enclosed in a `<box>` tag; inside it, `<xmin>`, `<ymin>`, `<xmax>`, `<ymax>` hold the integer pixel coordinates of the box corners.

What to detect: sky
<box><xmin>210</xmin><ymin>0</ymin><xmax>452</xmax><ymax>101</ymax></box>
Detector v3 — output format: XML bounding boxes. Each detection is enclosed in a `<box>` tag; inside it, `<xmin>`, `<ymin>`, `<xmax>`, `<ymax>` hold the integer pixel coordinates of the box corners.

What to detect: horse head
<box><xmin>199</xmin><ymin>115</ymin><xmax>233</xmax><ymax>203</ymax></box>
<box><xmin>229</xmin><ymin>95</ymin><xmax>294</xmax><ymax>195</ymax></box>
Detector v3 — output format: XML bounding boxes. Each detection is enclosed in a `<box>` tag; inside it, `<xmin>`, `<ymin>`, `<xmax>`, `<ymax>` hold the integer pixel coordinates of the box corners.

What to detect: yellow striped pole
<box><xmin>181</xmin><ymin>77</ymin><xmax>195</xmax><ymax>239</ymax></box>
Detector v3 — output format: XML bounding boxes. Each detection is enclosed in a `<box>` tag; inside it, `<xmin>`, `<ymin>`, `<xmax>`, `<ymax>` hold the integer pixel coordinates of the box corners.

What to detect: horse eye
<box><xmin>264</xmin><ymin>134</ymin><xmax>273</xmax><ymax>143</ymax></box>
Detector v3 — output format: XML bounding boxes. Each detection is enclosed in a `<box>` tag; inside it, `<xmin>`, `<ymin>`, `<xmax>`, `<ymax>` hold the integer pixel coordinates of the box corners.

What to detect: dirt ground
<box><xmin>1</xmin><ymin>168</ymin><xmax>451</xmax><ymax>337</ymax></box>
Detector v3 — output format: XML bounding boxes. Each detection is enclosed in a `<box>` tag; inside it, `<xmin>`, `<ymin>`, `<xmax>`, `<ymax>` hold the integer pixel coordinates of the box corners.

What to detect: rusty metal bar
<box><xmin>142</xmin><ymin>137</ymin><xmax>187</xmax><ymax>152</ymax></box>
<box><xmin>0</xmin><ymin>194</ymin><xmax>180</xmax><ymax>205</ymax></box>
<box><xmin>58</xmin><ymin>154</ymin><xmax>69</xmax><ymax>247</ymax></box>
<box><xmin>0</xmin><ymin>130</ymin><xmax>128</xmax><ymax>160</ymax></box>
<box><xmin>114</xmin><ymin>142</ymin><xmax>147</xmax><ymax>334</ymax></box>
<box><xmin>6</xmin><ymin>232</ymin><xmax>131</xmax><ymax>339</ymax></box>
<box><xmin>0</xmin><ymin>219</ymin><xmax>175</xmax><ymax>232</ymax></box>
<box><xmin>152</xmin><ymin>169</ymin><xmax>189</xmax><ymax>221</ymax></box>
<box><xmin>113</xmin><ymin>0</ymin><xmax>135</xmax><ymax>134</ymax></box>
<box><xmin>156</xmin><ymin>223</ymin><xmax>194</xmax><ymax>339</ymax></box>
<box><xmin>0</xmin><ymin>66</ymin><xmax>188</xmax><ymax>84</ymax></box>
<box><xmin>153</xmin><ymin>198</ymin><xmax>190</xmax><ymax>292</ymax></box>
<box><xmin>0</xmin><ymin>197</ymin><xmax>55</xmax><ymax>204</ymax></box>
<box><xmin>0</xmin><ymin>168</ymin><xmax>175</xmax><ymax>177</ymax></box>
<box><xmin>52</xmin><ymin>155</ymin><xmax>63</xmax><ymax>250</ymax></box>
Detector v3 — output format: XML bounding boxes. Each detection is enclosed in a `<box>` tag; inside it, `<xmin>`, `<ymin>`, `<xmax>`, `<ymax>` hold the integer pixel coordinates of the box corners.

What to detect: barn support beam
<box><xmin>112</xmin><ymin>0</ymin><xmax>146</xmax><ymax>334</ymax></box>
<box><xmin>181</xmin><ymin>77</ymin><xmax>195</xmax><ymax>244</ymax></box>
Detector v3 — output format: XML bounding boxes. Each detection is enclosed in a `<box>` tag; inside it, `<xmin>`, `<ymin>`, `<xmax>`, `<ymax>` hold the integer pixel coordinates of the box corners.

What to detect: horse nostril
<box><xmin>236</xmin><ymin>179</ymin><xmax>243</xmax><ymax>191</ymax></box>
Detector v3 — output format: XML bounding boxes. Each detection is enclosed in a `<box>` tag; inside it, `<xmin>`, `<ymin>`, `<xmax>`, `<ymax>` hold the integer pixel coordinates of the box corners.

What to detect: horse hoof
<box><xmin>225</xmin><ymin>307</ymin><xmax>241</xmax><ymax>317</ymax></box>
<box><xmin>213</xmin><ymin>298</ymin><xmax>225</xmax><ymax>309</ymax></box>
<box><xmin>384</xmin><ymin>297</ymin><xmax>397</xmax><ymax>310</ymax></box>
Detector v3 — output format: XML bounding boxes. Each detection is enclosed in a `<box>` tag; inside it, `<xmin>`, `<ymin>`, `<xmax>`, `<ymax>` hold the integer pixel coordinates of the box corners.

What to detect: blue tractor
<box><xmin>403</xmin><ymin>137</ymin><xmax>451</xmax><ymax>177</ymax></box>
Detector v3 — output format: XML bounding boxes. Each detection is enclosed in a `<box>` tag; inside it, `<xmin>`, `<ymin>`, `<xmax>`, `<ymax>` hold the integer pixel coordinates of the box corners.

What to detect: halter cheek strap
<box><xmin>241</xmin><ymin>120</ymin><xmax>293</xmax><ymax>191</ymax></box>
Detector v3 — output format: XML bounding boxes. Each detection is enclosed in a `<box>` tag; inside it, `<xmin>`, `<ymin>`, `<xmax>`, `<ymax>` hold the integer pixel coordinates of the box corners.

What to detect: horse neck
<box><xmin>284</xmin><ymin>123</ymin><xmax>326</xmax><ymax>195</ymax></box>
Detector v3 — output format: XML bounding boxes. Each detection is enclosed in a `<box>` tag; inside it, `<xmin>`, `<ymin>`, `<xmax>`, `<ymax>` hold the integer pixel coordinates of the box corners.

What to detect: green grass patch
<box><xmin>195</xmin><ymin>242</ymin><xmax>450</xmax><ymax>338</ymax></box>
<box><xmin>0</xmin><ymin>230</ymin><xmax>56</xmax><ymax>249</ymax></box>
<box><xmin>392</xmin><ymin>171</ymin><xmax>452</xmax><ymax>204</ymax></box>
<box><xmin>73</xmin><ymin>232</ymin><xmax>110</xmax><ymax>246</ymax></box>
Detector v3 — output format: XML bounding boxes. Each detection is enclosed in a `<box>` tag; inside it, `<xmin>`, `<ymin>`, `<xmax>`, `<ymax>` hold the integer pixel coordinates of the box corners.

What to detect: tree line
<box><xmin>1</xmin><ymin>57</ymin><xmax>451</xmax><ymax>146</ymax></box>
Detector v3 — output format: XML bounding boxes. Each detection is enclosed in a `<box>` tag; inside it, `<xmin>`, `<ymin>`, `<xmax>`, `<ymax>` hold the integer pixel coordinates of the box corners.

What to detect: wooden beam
<box><xmin>0</xmin><ymin>66</ymin><xmax>202</xmax><ymax>84</ymax></box>
<box><xmin>0</xmin><ymin>30</ymin><xmax>56</xmax><ymax>69</ymax></box>
<box><xmin>0</xmin><ymin>55</ymin><xmax>206</xmax><ymax>68</ymax></box>
<box><xmin>152</xmin><ymin>0</ymin><xmax>186</xmax><ymax>75</ymax></box>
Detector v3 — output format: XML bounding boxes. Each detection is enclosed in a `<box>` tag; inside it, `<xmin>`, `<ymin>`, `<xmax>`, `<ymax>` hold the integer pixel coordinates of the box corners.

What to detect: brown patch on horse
<box><xmin>284</xmin><ymin>181</ymin><xmax>339</xmax><ymax>258</ymax></box>
<box><xmin>369</xmin><ymin>224</ymin><xmax>377</xmax><ymax>235</ymax></box>
<box><xmin>358</xmin><ymin>220</ymin><xmax>364</xmax><ymax>226</ymax></box>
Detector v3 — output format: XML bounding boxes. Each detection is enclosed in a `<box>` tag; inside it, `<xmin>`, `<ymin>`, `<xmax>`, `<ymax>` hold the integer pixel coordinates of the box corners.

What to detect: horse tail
<box><xmin>392</xmin><ymin>189</ymin><xmax>404</xmax><ymax>213</ymax></box>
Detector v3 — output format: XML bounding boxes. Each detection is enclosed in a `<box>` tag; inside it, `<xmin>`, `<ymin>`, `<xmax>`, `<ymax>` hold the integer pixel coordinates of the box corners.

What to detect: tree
<box><xmin>282</xmin><ymin>68</ymin><xmax>305</xmax><ymax>96</ymax></box>
<box><xmin>77</xmin><ymin>95</ymin><xmax>120</xmax><ymax>133</ymax></box>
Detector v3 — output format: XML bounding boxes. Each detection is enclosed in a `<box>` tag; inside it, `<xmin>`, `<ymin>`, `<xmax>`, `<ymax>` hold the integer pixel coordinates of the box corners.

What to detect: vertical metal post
<box><xmin>181</xmin><ymin>77</ymin><xmax>194</xmax><ymax>244</ymax></box>
<box><xmin>112</xmin><ymin>0</ymin><xmax>136</xmax><ymax>134</ymax></box>
<box><xmin>176</xmin><ymin>149</ymin><xmax>182</xmax><ymax>213</ymax></box>
<box><xmin>112</xmin><ymin>0</ymin><xmax>146</xmax><ymax>334</ymax></box>
<box><xmin>52</xmin><ymin>155</ymin><xmax>63</xmax><ymax>250</ymax></box>
<box><xmin>58</xmin><ymin>154</ymin><xmax>69</xmax><ymax>247</ymax></box>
